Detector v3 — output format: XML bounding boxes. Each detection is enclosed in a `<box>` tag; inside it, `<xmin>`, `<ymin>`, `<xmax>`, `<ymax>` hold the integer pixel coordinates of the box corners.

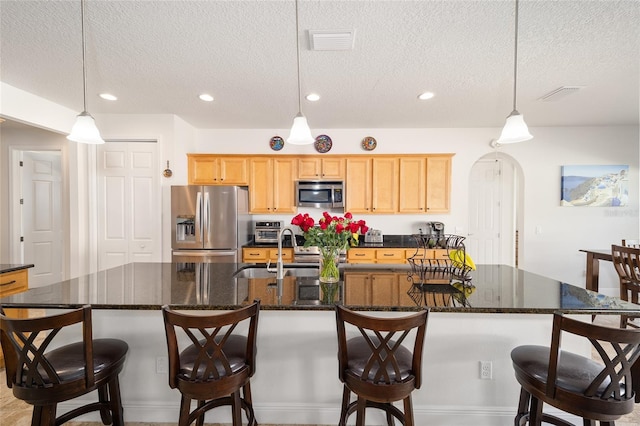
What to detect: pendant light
<box><xmin>497</xmin><ymin>0</ymin><xmax>532</xmax><ymax>144</ymax></box>
<box><xmin>67</xmin><ymin>0</ymin><xmax>104</xmax><ymax>144</ymax></box>
<box><xmin>286</xmin><ymin>0</ymin><xmax>314</xmax><ymax>145</ymax></box>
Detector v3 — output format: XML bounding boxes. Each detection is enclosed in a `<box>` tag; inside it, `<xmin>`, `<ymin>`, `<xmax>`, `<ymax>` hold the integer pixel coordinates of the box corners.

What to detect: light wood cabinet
<box><xmin>298</xmin><ymin>158</ymin><xmax>344</xmax><ymax>180</ymax></box>
<box><xmin>246</xmin><ymin>277</ymin><xmax>296</xmax><ymax>305</ymax></box>
<box><xmin>343</xmin><ymin>272</ymin><xmax>400</xmax><ymax>306</ymax></box>
<box><xmin>347</xmin><ymin>248</ymin><xmax>407</xmax><ymax>264</ymax></box>
<box><xmin>346</xmin><ymin>157</ymin><xmax>398</xmax><ymax>213</ymax></box>
<box><xmin>425</xmin><ymin>155</ymin><xmax>451</xmax><ymax>213</ymax></box>
<box><xmin>0</xmin><ymin>268</ymin><xmax>30</xmax><ymax>367</ymax></box>
<box><xmin>399</xmin><ymin>155</ymin><xmax>451</xmax><ymax>214</ymax></box>
<box><xmin>249</xmin><ymin>158</ymin><xmax>297</xmax><ymax>214</ymax></box>
<box><xmin>242</xmin><ymin>247</ymin><xmax>293</xmax><ymax>263</ymax></box>
<box><xmin>188</xmin><ymin>155</ymin><xmax>249</xmax><ymax>185</ymax></box>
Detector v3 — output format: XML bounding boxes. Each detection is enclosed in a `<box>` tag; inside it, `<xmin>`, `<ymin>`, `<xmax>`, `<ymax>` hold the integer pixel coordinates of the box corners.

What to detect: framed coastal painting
<box><xmin>560</xmin><ymin>165</ymin><xmax>628</xmax><ymax>207</ymax></box>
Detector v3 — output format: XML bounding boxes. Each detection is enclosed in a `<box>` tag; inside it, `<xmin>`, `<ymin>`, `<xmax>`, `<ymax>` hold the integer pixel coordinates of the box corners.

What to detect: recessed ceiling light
<box><xmin>418</xmin><ymin>92</ymin><xmax>435</xmax><ymax>100</ymax></box>
<box><xmin>306</xmin><ymin>93</ymin><xmax>320</xmax><ymax>102</ymax></box>
<box><xmin>99</xmin><ymin>93</ymin><xmax>117</xmax><ymax>101</ymax></box>
<box><xmin>199</xmin><ymin>94</ymin><xmax>214</xmax><ymax>102</ymax></box>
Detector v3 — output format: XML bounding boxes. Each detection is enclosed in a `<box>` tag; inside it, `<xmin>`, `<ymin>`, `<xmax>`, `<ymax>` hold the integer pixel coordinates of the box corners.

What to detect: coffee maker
<box><xmin>423</xmin><ymin>222</ymin><xmax>445</xmax><ymax>247</ymax></box>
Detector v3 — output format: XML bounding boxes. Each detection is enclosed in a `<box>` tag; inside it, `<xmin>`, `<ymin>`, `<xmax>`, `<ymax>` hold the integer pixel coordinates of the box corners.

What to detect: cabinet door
<box><xmin>298</xmin><ymin>158</ymin><xmax>322</xmax><ymax>179</ymax></box>
<box><xmin>397</xmin><ymin>272</ymin><xmax>416</xmax><ymax>307</ymax></box>
<box><xmin>345</xmin><ymin>158</ymin><xmax>372</xmax><ymax>213</ymax></box>
<box><xmin>272</xmin><ymin>159</ymin><xmax>297</xmax><ymax>214</ymax></box>
<box><xmin>188</xmin><ymin>156</ymin><xmax>218</xmax><ymax>185</ymax></box>
<box><xmin>344</xmin><ymin>273</ymin><xmax>370</xmax><ymax>305</ymax></box>
<box><xmin>320</xmin><ymin>158</ymin><xmax>345</xmax><ymax>179</ymax></box>
<box><xmin>249</xmin><ymin>159</ymin><xmax>273</xmax><ymax>213</ymax></box>
<box><xmin>219</xmin><ymin>157</ymin><xmax>248</xmax><ymax>185</ymax></box>
<box><xmin>426</xmin><ymin>156</ymin><xmax>451</xmax><ymax>213</ymax></box>
<box><xmin>398</xmin><ymin>157</ymin><xmax>427</xmax><ymax>213</ymax></box>
<box><xmin>371</xmin><ymin>273</ymin><xmax>398</xmax><ymax>306</ymax></box>
<box><xmin>371</xmin><ymin>158</ymin><xmax>398</xmax><ymax>213</ymax></box>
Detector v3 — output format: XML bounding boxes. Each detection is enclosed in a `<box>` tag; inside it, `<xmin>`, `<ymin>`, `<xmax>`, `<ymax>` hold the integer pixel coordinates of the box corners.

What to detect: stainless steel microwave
<box><xmin>295</xmin><ymin>181</ymin><xmax>344</xmax><ymax>209</ymax></box>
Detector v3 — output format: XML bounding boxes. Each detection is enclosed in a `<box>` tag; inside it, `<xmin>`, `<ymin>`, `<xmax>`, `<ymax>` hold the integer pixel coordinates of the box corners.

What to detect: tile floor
<box><xmin>1</xmin><ymin>316</ymin><xmax>638</xmax><ymax>425</ymax></box>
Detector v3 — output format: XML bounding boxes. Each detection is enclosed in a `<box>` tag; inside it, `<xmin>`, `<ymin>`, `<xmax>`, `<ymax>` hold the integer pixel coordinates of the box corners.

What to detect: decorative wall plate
<box><xmin>269</xmin><ymin>136</ymin><xmax>284</xmax><ymax>151</ymax></box>
<box><xmin>361</xmin><ymin>136</ymin><xmax>377</xmax><ymax>151</ymax></box>
<box><xmin>315</xmin><ymin>134</ymin><xmax>332</xmax><ymax>153</ymax></box>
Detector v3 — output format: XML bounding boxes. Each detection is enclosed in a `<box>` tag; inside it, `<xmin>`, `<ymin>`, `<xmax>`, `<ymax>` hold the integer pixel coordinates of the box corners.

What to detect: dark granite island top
<box><xmin>0</xmin><ymin>264</ymin><xmax>34</xmax><ymax>274</ymax></box>
<box><xmin>1</xmin><ymin>262</ymin><xmax>638</xmax><ymax>315</ymax></box>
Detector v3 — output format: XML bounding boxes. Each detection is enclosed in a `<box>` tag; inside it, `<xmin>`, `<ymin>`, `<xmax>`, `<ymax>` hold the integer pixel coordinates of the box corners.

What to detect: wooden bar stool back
<box><xmin>0</xmin><ymin>305</ymin><xmax>129</xmax><ymax>426</ymax></box>
<box><xmin>511</xmin><ymin>312</ymin><xmax>640</xmax><ymax>426</ymax></box>
<box><xmin>162</xmin><ymin>301</ymin><xmax>260</xmax><ymax>426</ymax></box>
<box><xmin>611</xmin><ymin>244</ymin><xmax>640</xmax><ymax>329</ymax></box>
<box><xmin>335</xmin><ymin>305</ymin><xmax>429</xmax><ymax>426</ymax></box>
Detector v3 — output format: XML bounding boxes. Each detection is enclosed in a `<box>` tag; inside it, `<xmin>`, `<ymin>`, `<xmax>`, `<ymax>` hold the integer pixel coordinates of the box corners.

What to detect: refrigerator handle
<box><xmin>204</xmin><ymin>191</ymin><xmax>211</xmax><ymax>244</ymax></box>
<box><xmin>196</xmin><ymin>191</ymin><xmax>203</xmax><ymax>243</ymax></box>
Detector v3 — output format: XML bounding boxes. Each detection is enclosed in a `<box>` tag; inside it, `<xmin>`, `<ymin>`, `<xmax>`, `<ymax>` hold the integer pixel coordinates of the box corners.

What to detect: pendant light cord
<box><xmin>512</xmin><ymin>0</ymin><xmax>519</xmax><ymax>111</ymax></box>
<box><xmin>80</xmin><ymin>0</ymin><xmax>88</xmax><ymax>113</ymax></box>
<box><xmin>295</xmin><ymin>0</ymin><xmax>302</xmax><ymax>113</ymax></box>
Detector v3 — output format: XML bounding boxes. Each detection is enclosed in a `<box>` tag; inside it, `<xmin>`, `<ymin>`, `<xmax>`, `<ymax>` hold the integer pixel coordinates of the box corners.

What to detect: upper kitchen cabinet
<box><xmin>249</xmin><ymin>158</ymin><xmax>297</xmax><ymax>214</ymax></box>
<box><xmin>297</xmin><ymin>157</ymin><xmax>345</xmax><ymax>180</ymax></box>
<box><xmin>188</xmin><ymin>154</ymin><xmax>249</xmax><ymax>185</ymax></box>
<box><xmin>398</xmin><ymin>154</ymin><xmax>452</xmax><ymax>214</ymax></box>
<box><xmin>346</xmin><ymin>157</ymin><xmax>398</xmax><ymax>214</ymax></box>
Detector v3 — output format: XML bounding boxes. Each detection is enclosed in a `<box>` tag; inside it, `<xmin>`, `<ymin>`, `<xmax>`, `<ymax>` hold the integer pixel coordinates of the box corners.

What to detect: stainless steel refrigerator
<box><xmin>171</xmin><ymin>186</ymin><xmax>249</xmax><ymax>304</ymax></box>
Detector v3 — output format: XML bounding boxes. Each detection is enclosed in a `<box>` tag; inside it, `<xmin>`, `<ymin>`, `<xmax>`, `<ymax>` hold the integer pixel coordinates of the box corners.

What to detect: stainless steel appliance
<box><xmin>171</xmin><ymin>185</ymin><xmax>250</xmax><ymax>263</ymax></box>
<box><xmin>295</xmin><ymin>180</ymin><xmax>344</xmax><ymax>209</ymax></box>
<box><xmin>254</xmin><ymin>221</ymin><xmax>283</xmax><ymax>244</ymax></box>
<box><xmin>364</xmin><ymin>228</ymin><xmax>383</xmax><ymax>243</ymax></box>
<box><xmin>423</xmin><ymin>221</ymin><xmax>445</xmax><ymax>247</ymax></box>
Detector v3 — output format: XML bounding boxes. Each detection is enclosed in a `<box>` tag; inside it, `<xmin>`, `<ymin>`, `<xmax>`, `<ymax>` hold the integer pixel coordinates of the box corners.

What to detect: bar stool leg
<box><xmin>339</xmin><ymin>385</ymin><xmax>350</xmax><ymax>426</ymax></box>
<box><xmin>404</xmin><ymin>395</ymin><xmax>414</xmax><ymax>426</ymax></box>
<box><xmin>178</xmin><ymin>395</ymin><xmax>191</xmax><ymax>426</ymax></box>
<box><xmin>356</xmin><ymin>396</ymin><xmax>367</xmax><ymax>426</ymax></box>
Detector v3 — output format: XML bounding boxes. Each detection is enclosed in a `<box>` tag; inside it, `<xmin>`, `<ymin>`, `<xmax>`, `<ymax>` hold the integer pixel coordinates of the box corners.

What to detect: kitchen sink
<box><xmin>233</xmin><ymin>265</ymin><xmax>319</xmax><ymax>279</ymax></box>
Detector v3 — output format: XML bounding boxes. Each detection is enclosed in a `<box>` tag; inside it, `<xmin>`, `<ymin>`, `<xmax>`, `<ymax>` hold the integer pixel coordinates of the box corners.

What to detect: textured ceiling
<box><xmin>1</xmin><ymin>0</ymin><xmax>638</xmax><ymax>130</ymax></box>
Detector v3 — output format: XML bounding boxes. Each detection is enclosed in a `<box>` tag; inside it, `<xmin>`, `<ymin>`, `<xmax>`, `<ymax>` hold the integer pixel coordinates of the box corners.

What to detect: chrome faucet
<box><xmin>266</xmin><ymin>226</ymin><xmax>297</xmax><ymax>280</ymax></box>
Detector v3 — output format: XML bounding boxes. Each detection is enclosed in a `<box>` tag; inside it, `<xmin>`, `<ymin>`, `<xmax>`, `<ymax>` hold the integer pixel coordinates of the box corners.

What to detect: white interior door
<box><xmin>21</xmin><ymin>151</ymin><xmax>64</xmax><ymax>286</ymax></box>
<box><xmin>97</xmin><ymin>141</ymin><xmax>160</xmax><ymax>271</ymax></box>
<box><xmin>467</xmin><ymin>157</ymin><xmax>517</xmax><ymax>266</ymax></box>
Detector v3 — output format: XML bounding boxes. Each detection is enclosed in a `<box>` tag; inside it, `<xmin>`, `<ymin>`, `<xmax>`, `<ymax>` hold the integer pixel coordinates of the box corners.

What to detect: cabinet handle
<box><xmin>1</xmin><ymin>280</ymin><xmax>17</xmax><ymax>287</ymax></box>
<box><xmin>383</xmin><ymin>254</ymin><xmax>393</xmax><ymax>257</ymax></box>
<box><xmin>355</xmin><ymin>254</ymin><xmax>365</xmax><ymax>257</ymax></box>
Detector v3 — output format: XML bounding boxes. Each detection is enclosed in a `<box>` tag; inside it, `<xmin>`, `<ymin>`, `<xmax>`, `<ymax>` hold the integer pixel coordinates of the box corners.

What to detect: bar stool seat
<box><xmin>335</xmin><ymin>305</ymin><xmax>429</xmax><ymax>426</ymax></box>
<box><xmin>0</xmin><ymin>305</ymin><xmax>128</xmax><ymax>426</ymax></box>
<box><xmin>511</xmin><ymin>312</ymin><xmax>640</xmax><ymax>426</ymax></box>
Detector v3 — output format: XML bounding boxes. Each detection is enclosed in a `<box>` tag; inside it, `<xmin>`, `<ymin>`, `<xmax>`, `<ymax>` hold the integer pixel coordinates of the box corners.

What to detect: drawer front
<box><xmin>268</xmin><ymin>249</ymin><xmax>293</xmax><ymax>261</ymax></box>
<box><xmin>0</xmin><ymin>269</ymin><xmax>28</xmax><ymax>297</ymax></box>
<box><xmin>376</xmin><ymin>249</ymin><xmax>404</xmax><ymax>261</ymax></box>
<box><xmin>348</xmin><ymin>249</ymin><xmax>375</xmax><ymax>262</ymax></box>
<box><xmin>242</xmin><ymin>248</ymin><xmax>268</xmax><ymax>263</ymax></box>
<box><xmin>433</xmin><ymin>249</ymin><xmax>450</xmax><ymax>259</ymax></box>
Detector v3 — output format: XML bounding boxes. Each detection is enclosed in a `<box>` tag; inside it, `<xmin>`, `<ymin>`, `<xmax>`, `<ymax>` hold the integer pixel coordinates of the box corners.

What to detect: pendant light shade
<box><xmin>288</xmin><ymin>113</ymin><xmax>314</xmax><ymax>145</ymax></box>
<box><xmin>67</xmin><ymin>111</ymin><xmax>104</xmax><ymax>144</ymax></box>
<box><xmin>497</xmin><ymin>110</ymin><xmax>532</xmax><ymax>144</ymax></box>
<box><xmin>497</xmin><ymin>0</ymin><xmax>532</xmax><ymax>145</ymax></box>
<box><xmin>286</xmin><ymin>0</ymin><xmax>314</xmax><ymax>145</ymax></box>
<box><xmin>67</xmin><ymin>0</ymin><xmax>104</xmax><ymax>145</ymax></box>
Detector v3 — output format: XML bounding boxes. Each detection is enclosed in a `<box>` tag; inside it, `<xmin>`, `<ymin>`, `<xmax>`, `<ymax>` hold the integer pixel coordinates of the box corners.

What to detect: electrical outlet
<box><xmin>156</xmin><ymin>356</ymin><xmax>168</xmax><ymax>374</ymax></box>
<box><xmin>480</xmin><ymin>361</ymin><xmax>492</xmax><ymax>380</ymax></box>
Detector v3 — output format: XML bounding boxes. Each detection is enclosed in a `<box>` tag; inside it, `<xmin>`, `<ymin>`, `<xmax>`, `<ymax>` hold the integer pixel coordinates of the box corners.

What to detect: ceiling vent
<box><xmin>308</xmin><ymin>30</ymin><xmax>355</xmax><ymax>51</ymax></box>
<box><xmin>539</xmin><ymin>86</ymin><xmax>584</xmax><ymax>102</ymax></box>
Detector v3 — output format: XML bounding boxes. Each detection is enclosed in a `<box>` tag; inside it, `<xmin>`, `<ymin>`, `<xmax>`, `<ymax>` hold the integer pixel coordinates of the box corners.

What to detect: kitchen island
<box><xmin>1</xmin><ymin>262</ymin><xmax>638</xmax><ymax>425</ymax></box>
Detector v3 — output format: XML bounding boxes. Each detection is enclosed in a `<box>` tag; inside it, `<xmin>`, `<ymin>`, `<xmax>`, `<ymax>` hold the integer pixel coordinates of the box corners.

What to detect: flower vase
<box><xmin>319</xmin><ymin>246</ymin><xmax>340</xmax><ymax>284</ymax></box>
<box><xmin>320</xmin><ymin>282</ymin><xmax>339</xmax><ymax>304</ymax></box>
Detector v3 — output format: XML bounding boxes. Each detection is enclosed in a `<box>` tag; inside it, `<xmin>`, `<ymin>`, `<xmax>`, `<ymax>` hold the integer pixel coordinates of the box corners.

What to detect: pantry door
<box><xmin>96</xmin><ymin>141</ymin><xmax>161</xmax><ymax>271</ymax></box>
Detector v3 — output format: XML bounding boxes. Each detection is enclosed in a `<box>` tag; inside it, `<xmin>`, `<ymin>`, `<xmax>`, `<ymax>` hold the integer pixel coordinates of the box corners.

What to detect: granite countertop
<box><xmin>0</xmin><ymin>264</ymin><xmax>35</xmax><ymax>274</ymax></box>
<box><xmin>1</xmin><ymin>262</ymin><xmax>638</xmax><ymax>315</ymax></box>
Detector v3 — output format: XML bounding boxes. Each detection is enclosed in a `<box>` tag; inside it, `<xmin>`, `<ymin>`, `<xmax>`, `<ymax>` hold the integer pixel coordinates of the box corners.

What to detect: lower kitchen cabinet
<box><xmin>344</xmin><ymin>272</ymin><xmax>410</xmax><ymax>306</ymax></box>
<box><xmin>0</xmin><ymin>268</ymin><xmax>30</xmax><ymax>368</ymax></box>
<box><xmin>246</xmin><ymin>277</ymin><xmax>296</xmax><ymax>305</ymax></box>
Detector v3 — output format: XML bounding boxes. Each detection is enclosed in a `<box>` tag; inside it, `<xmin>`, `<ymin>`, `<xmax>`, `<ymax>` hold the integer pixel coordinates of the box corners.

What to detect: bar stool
<box><xmin>611</xmin><ymin>244</ymin><xmax>640</xmax><ymax>329</ymax></box>
<box><xmin>162</xmin><ymin>301</ymin><xmax>260</xmax><ymax>426</ymax></box>
<box><xmin>0</xmin><ymin>305</ymin><xmax>129</xmax><ymax>426</ymax></box>
<box><xmin>511</xmin><ymin>312</ymin><xmax>640</xmax><ymax>426</ymax></box>
<box><xmin>335</xmin><ymin>304</ymin><xmax>429</xmax><ymax>426</ymax></box>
